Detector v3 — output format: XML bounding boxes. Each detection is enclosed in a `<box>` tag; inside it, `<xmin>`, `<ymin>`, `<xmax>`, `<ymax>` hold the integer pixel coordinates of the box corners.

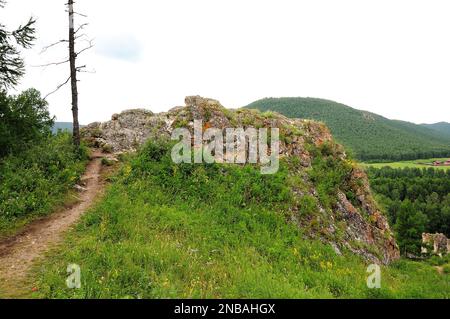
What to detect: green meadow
<box><xmin>363</xmin><ymin>158</ymin><xmax>450</xmax><ymax>170</ymax></box>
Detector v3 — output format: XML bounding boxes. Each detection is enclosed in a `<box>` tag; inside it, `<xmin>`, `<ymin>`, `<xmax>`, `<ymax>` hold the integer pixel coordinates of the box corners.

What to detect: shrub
<box><xmin>0</xmin><ymin>133</ymin><xmax>88</xmax><ymax>235</ymax></box>
<box><xmin>0</xmin><ymin>89</ymin><xmax>54</xmax><ymax>158</ymax></box>
<box><xmin>298</xmin><ymin>195</ymin><xmax>317</xmax><ymax>217</ymax></box>
<box><xmin>307</xmin><ymin>146</ymin><xmax>353</xmax><ymax>210</ymax></box>
<box><xmin>443</xmin><ymin>264</ymin><xmax>450</xmax><ymax>274</ymax></box>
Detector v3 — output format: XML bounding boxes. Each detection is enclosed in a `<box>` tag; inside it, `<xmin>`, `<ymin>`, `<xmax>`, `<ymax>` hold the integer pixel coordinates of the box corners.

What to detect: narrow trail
<box><xmin>0</xmin><ymin>150</ymin><xmax>106</xmax><ymax>297</ymax></box>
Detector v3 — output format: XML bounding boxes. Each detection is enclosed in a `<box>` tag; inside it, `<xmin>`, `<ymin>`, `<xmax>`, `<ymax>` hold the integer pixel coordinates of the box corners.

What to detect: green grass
<box><xmin>0</xmin><ymin>133</ymin><xmax>88</xmax><ymax>238</ymax></box>
<box><xmin>363</xmin><ymin>158</ymin><xmax>450</xmax><ymax>170</ymax></box>
<box><xmin>30</xmin><ymin>142</ymin><xmax>449</xmax><ymax>299</ymax></box>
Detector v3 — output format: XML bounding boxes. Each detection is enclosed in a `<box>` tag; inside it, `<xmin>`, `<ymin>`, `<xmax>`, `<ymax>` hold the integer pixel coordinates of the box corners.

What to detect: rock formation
<box><xmin>422</xmin><ymin>233</ymin><xmax>450</xmax><ymax>256</ymax></box>
<box><xmin>82</xmin><ymin>96</ymin><xmax>400</xmax><ymax>264</ymax></box>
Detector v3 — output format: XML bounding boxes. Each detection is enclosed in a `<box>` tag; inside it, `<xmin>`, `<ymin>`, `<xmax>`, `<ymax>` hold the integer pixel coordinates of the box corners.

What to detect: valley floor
<box><xmin>363</xmin><ymin>158</ymin><xmax>450</xmax><ymax>170</ymax></box>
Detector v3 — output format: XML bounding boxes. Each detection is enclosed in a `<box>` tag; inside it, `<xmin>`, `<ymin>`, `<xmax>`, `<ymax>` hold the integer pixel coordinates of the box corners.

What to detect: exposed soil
<box><xmin>0</xmin><ymin>150</ymin><xmax>106</xmax><ymax>298</ymax></box>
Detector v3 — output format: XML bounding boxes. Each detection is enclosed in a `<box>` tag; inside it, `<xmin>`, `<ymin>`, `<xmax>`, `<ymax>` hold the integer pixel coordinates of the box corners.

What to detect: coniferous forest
<box><xmin>246</xmin><ymin>98</ymin><xmax>450</xmax><ymax>162</ymax></box>
<box><xmin>367</xmin><ymin>167</ymin><xmax>450</xmax><ymax>255</ymax></box>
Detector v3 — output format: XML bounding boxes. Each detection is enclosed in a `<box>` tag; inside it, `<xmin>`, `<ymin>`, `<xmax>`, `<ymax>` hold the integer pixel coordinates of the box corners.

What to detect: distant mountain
<box><xmin>52</xmin><ymin>122</ymin><xmax>73</xmax><ymax>133</ymax></box>
<box><xmin>52</xmin><ymin>122</ymin><xmax>85</xmax><ymax>134</ymax></box>
<box><xmin>245</xmin><ymin>98</ymin><xmax>450</xmax><ymax>162</ymax></box>
<box><xmin>421</xmin><ymin>122</ymin><xmax>450</xmax><ymax>139</ymax></box>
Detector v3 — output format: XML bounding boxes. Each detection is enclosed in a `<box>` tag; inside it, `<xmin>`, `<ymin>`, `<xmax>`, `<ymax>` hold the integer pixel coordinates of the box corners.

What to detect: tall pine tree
<box><xmin>395</xmin><ymin>200</ymin><xmax>428</xmax><ymax>256</ymax></box>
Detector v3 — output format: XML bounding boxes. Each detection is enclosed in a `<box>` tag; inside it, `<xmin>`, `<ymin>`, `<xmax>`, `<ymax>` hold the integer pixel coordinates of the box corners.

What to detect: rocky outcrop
<box><xmin>82</xmin><ymin>96</ymin><xmax>400</xmax><ymax>264</ymax></box>
<box><xmin>422</xmin><ymin>233</ymin><xmax>450</xmax><ymax>256</ymax></box>
<box><xmin>83</xmin><ymin>109</ymin><xmax>159</xmax><ymax>152</ymax></box>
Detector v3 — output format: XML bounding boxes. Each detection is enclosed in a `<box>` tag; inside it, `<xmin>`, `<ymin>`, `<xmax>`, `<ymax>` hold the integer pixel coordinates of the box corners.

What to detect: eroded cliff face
<box><xmin>82</xmin><ymin>96</ymin><xmax>400</xmax><ymax>264</ymax></box>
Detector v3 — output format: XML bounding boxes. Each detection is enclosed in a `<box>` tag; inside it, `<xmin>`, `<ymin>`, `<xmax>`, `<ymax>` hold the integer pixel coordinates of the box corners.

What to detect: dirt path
<box><xmin>0</xmin><ymin>150</ymin><xmax>106</xmax><ymax>297</ymax></box>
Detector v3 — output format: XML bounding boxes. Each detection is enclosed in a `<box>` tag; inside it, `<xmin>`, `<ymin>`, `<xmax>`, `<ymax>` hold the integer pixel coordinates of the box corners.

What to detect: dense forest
<box><xmin>422</xmin><ymin>122</ymin><xmax>450</xmax><ymax>139</ymax></box>
<box><xmin>246</xmin><ymin>98</ymin><xmax>450</xmax><ymax>162</ymax></box>
<box><xmin>367</xmin><ymin>167</ymin><xmax>450</xmax><ymax>255</ymax></box>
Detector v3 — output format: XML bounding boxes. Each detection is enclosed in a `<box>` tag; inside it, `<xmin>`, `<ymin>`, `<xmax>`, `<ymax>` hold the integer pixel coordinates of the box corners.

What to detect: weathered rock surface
<box><xmin>422</xmin><ymin>233</ymin><xmax>450</xmax><ymax>256</ymax></box>
<box><xmin>82</xmin><ymin>95</ymin><xmax>400</xmax><ymax>264</ymax></box>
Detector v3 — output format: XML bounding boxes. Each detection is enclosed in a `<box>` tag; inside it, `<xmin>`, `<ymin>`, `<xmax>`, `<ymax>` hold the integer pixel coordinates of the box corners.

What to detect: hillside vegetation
<box><xmin>79</xmin><ymin>97</ymin><xmax>400</xmax><ymax>264</ymax></box>
<box><xmin>0</xmin><ymin>89</ymin><xmax>88</xmax><ymax>236</ymax></box>
<box><xmin>422</xmin><ymin>122</ymin><xmax>450</xmax><ymax>139</ymax></box>
<box><xmin>245</xmin><ymin>98</ymin><xmax>450</xmax><ymax>162</ymax></box>
<box><xmin>32</xmin><ymin>141</ymin><xmax>449</xmax><ymax>298</ymax></box>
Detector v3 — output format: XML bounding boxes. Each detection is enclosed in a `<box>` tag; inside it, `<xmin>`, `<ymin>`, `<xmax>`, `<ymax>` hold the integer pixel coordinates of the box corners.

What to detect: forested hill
<box><xmin>421</xmin><ymin>122</ymin><xmax>450</xmax><ymax>139</ymax></box>
<box><xmin>245</xmin><ymin>98</ymin><xmax>450</xmax><ymax>162</ymax></box>
<box><xmin>52</xmin><ymin>122</ymin><xmax>73</xmax><ymax>133</ymax></box>
<box><xmin>52</xmin><ymin>122</ymin><xmax>85</xmax><ymax>134</ymax></box>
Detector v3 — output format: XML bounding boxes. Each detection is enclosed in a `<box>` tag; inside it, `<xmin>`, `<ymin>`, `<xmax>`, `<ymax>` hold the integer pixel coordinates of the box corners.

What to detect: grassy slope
<box><xmin>31</xmin><ymin>143</ymin><xmax>449</xmax><ymax>299</ymax></box>
<box><xmin>245</xmin><ymin>98</ymin><xmax>450</xmax><ymax>161</ymax></box>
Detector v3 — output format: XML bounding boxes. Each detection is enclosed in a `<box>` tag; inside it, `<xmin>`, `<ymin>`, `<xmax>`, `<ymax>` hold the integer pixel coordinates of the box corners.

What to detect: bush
<box><xmin>0</xmin><ymin>133</ymin><xmax>88</xmax><ymax>235</ymax></box>
<box><xmin>0</xmin><ymin>89</ymin><xmax>54</xmax><ymax>158</ymax></box>
<box><xmin>443</xmin><ymin>264</ymin><xmax>450</xmax><ymax>274</ymax></box>
<box><xmin>307</xmin><ymin>144</ymin><xmax>353</xmax><ymax>210</ymax></box>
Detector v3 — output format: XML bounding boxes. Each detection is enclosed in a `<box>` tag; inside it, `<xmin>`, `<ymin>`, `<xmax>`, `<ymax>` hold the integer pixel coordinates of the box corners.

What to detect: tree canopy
<box><xmin>0</xmin><ymin>88</ymin><xmax>54</xmax><ymax>158</ymax></box>
<box><xmin>368</xmin><ymin>166</ymin><xmax>450</xmax><ymax>255</ymax></box>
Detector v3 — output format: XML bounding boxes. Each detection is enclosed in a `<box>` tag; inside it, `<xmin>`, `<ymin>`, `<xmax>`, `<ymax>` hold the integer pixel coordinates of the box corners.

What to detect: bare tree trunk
<box><xmin>68</xmin><ymin>0</ymin><xmax>80</xmax><ymax>148</ymax></box>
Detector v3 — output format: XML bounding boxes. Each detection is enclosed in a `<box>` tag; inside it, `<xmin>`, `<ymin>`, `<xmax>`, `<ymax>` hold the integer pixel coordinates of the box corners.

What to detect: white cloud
<box><xmin>2</xmin><ymin>0</ymin><xmax>450</xmax><ymax>124</ymax></box>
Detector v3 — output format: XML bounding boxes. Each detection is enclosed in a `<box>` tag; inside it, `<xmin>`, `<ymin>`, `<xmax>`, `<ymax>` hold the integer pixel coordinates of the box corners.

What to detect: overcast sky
<box><xmin>2</xmin><ymin>0</ymin><xmax>450</xmax><ymax>124</ymax></box>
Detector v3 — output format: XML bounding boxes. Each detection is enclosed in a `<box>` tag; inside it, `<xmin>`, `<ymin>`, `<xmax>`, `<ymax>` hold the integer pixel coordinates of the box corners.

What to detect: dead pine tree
<box><xmin>38</xmin><ymin>0</ymin><xmax>94</xmax><ymax>149</ymax></box>
<box><xmin>68</xmin><ymin>0</ymin><xmax>80</xmax><ymax>147</ymax></box>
